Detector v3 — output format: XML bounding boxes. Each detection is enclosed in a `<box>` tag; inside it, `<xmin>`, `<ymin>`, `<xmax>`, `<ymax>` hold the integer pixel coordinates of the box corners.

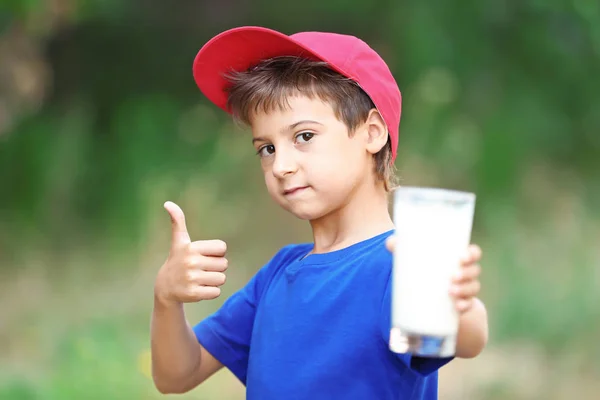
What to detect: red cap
<box><xmin>193</xmin><ymin>26</ymin><xmax>402</xmax><ymax>161</ymax></box>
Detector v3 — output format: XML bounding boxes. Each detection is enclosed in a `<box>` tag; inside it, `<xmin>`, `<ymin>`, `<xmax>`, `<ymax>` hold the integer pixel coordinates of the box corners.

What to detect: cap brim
<box><xmin>193</xmin><ymin>26</ymin><xmax>339</xmax><ymax>112</ymax></box>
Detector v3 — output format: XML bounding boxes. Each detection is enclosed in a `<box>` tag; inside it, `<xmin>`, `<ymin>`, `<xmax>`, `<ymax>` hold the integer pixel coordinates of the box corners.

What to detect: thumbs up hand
<box><xmin>154</xmin><ymin>201</ymin><xmax>228</xmax><ymax>305</ymax></box>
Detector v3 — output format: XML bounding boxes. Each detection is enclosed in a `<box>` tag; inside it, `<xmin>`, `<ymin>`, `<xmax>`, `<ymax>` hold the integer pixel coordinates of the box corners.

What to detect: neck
<box><xmin>308</xmin><ymin>180</ymin><xmax>394</xmax><ymax>254</ymax></box>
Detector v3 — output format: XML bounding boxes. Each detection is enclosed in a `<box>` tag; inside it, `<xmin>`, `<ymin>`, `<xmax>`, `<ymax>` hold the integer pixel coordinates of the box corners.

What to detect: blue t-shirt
<box><xmin>193</xmin><ymin>230</ymin><xmax>453</xmax><ymax>399</ymax></box>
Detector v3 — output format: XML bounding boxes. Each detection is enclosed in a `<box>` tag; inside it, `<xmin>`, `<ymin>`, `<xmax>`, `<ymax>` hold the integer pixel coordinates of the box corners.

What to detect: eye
<box><xmin>257</xmin><ymin>144</ymin><xmax>275</xmax><ymax>157</ymax></box>
<box><xmin>295</xmin><ymin>132</ymin><xmax>315</xmax><ymax>143</ymax></box>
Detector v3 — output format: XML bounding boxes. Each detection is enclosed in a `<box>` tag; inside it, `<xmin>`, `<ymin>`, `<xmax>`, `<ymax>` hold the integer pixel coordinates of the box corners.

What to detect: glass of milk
<box><xmin>389</xmin><ymin>187</ymin><xmax>476</xmax><ymax>358</ymax></box>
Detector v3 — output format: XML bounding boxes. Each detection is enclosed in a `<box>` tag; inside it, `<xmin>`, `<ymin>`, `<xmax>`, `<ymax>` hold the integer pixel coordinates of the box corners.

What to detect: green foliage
<box><xmin>0</xmin><ymin>0</ymin><xmax>42</xmax><ymax>19</ymax></box>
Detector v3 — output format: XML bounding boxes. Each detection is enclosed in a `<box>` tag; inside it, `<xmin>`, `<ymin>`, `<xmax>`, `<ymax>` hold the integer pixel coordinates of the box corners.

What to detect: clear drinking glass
<box><xmin>389</xmin><ymin>187</ymin><xmax>476</xmax><ymax>358</ymax></box>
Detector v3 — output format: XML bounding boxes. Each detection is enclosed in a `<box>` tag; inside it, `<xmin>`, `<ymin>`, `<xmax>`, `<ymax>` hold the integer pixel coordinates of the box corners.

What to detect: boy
<box><xmin>151</xmin><ymin>26</ymin><xmax>488</xmax><ymax>399</ymax></box>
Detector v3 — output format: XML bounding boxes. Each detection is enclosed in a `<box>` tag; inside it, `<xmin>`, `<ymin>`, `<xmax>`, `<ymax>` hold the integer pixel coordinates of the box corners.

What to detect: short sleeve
<box><xmin>193</xmin><ymin>265</ymin><xmax>269</xmax><ymax>384</ymax></box>
<box><xmin>380</xmin><ymin>274</ymin><xmax>454</xmax><ymax>376</ymax></box>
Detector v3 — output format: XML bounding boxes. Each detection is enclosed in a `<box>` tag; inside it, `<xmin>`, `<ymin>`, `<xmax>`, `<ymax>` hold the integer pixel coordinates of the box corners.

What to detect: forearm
<box><xmin>455</xmin><ymin>298</ymin><xmax>488</xmax><ymax>358</ymax></box>
<box><xmin>151</xmin><ymin>296</ymin><xmax>202</xmax><ymax>392</ymax></box>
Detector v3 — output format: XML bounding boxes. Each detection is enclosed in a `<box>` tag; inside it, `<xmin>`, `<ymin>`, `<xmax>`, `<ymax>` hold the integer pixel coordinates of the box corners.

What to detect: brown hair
<box><xmin>224</xmin><ymin>56</ymin><xmax>398</xmax><ymax>191</ymax></box>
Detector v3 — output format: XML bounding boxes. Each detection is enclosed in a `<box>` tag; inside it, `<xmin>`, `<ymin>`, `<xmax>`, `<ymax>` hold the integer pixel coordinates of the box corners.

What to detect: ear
<box><xmin>363</xmin><ymin>109</ymin><xmax>388</xmax><ymax>156</ymax></box>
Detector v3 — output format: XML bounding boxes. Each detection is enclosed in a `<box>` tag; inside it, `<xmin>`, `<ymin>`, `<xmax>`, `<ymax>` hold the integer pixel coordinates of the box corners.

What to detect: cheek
<box><xmin>310</xmin><ymin>147</ymin><xmax>362</xmax><ymax>182</ymax></box>
<box><xmin>262</xmin><ymin>169</ymin><xmax>281</xmax><ymax>196</ymax></box>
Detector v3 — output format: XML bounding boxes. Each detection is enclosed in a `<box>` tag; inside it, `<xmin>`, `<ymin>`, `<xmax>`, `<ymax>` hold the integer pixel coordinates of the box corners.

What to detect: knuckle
<box><xmin>184</xmin><ymin>269</ymin><xmax>195</xmax><ymax>282</ymax></box>
<box><xmin>185</xmin><ymin>285</ymin><xmax>200</xmax><ymax>300</ymax></box>
<box><xmin>183</xmin><ymin>256</ymin><xmax>197</xmax><ymax>269</ymax></box>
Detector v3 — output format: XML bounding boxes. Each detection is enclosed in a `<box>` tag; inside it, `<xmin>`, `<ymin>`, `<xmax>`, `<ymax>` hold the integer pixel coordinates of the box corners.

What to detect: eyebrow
<box><xmin>252</xmin><ymin>120</ymin><xmax>323</xmax><ymax>145</ymax></box>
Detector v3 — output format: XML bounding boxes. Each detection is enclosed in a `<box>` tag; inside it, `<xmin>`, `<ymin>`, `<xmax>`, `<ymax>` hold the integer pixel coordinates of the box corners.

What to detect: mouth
<box><xmin>283</xmin><ymin>186</ymin><xmax>309</xmax><ymax>196</ymax></box>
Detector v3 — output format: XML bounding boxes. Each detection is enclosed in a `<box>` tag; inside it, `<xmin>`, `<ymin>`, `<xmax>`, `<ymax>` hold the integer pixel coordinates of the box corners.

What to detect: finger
<box><xmin>452</xmin><ymin>264</ymin><xmax>481</xmax><ymax>283</ymax></box>
<box><xmin>201</xmin><ymin>257</ymin><xmax>228</xmax><ymax>272</ymax></box>
<box><xmin>197</xmin><ymin>271</ymin><xmax>227</xmax><ymax>287</ymax></box>
<box><xmin>164</xmin><ymin>201</ymin><xmax>190</xmax><ymax>248</ymax></box>
<box><xmin>460</xmin><ymin>244</ymin><xmax>482</xmax><ymax>265</ymax></box>
<box><xmin>385</xmin><ymin>235</ymin><xmax>395</xmax><ymax>253</ymax></box>
<box><xmin>197</xmin><ymin>286</ymin><xmax>221</xmax><ymax>300</ymax></box>
<box><xmin>183</xmin><ymin>256</ymin><xmax>227</xmax><ymax>272</ymax></box>
<box><xmin>189</xmin><ymin>240</ymin><xmax>227</xmax><ymax>257</ymax></box>
<box><xmin>183</xmin><ymin>286</ymin><xmax>221</xmax><ymax>302</ymax></box>
<box><xmin>455</xmin><ymin>298</ymin><xmax>473</xmax><ymax>313</ymax></box>
<box><xmin>450</xmin><ymin>280</ymin><xmax>481</xmax><ymax>299</ymax></box>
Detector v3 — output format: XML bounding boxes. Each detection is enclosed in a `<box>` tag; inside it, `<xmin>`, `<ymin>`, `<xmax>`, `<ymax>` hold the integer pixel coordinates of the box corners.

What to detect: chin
<box><xmin>270</xmin><ymin>191</ymin><xmax>338</xmax><ymax>221</ymax></box>
<box><xmin>283</xmin><ymin>203</ymin><xmax>332</xmax><ymax>221</ymax></box>
<box><xmin>291</xmin><ymin>210</ymin><xmax>320</xmax><ymax>221</ymax></box>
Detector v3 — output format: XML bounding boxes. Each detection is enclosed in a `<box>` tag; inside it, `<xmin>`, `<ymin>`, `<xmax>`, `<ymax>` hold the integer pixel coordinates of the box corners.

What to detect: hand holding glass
<box><xmin>389</xmin><ymin>187</ymin><xmax>476</xmax><ymax>358</ymax></box>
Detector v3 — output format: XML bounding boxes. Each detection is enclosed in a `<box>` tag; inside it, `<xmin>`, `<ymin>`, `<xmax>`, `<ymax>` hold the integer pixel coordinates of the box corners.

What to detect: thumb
<box><xmin>164</xmin><ymin>201</ymin><xmax>190</xmax><ymax>248</ymax></box>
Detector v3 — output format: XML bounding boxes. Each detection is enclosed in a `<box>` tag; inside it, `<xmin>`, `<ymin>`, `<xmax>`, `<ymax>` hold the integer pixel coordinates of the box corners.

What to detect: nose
<box><xmin>272</xmin><ymin>146</ymin><xmax>298</xmax><ymax>179</ymax></box>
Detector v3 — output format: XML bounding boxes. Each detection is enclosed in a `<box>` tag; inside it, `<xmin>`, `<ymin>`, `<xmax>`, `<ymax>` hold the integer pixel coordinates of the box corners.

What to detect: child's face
<box><xmin>250</xmin><ymin>95</ymin><xmax>376</xmax><ymax>220</ymax></box>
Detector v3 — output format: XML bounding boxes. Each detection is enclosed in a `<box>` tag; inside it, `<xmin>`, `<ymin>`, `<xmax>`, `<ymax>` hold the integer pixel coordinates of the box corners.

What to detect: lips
<box><xmin>283</xmin><ymin>186</ymin><xmax>309</xmax><ymax>196</ymax></box>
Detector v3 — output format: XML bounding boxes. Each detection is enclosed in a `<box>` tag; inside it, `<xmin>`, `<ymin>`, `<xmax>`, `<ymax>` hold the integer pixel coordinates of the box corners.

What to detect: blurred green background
<box><xmin>1</xmin><ymin>0</ymin><xmax>599</xmax><ymax>399</ymax></box>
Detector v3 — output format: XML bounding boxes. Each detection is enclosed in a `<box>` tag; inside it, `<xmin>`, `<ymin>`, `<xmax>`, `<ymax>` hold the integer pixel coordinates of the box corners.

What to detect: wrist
<box><xmin>154</xmin><ymin>293</ymin><xmax>184</xmax><ymax>312</ymax></box>
<box><xmin>153</xmin><ymin>284</ymin><xmax>180</xmax><ymax>310</ymax></box>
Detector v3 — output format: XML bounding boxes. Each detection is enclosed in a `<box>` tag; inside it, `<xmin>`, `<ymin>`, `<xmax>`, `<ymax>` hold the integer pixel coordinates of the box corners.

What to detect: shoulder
<box><xmin>257</xmin><ymin>242</ymin><xmax>312</xmax><ymax>274</ymax></box>
<box><xmin>249</xmin><ymin>242</ymin><xmax>312</xmax><ymax>294</ymax></box>
<box><xmin>351</xmin><ymin>231</ymin><xmax>394</xmax><ymax>270</ymax></box>
<box><xmin>269</xmin><ymin>242</ymin><xmax>313</xmax><ymax>266</ymax></box>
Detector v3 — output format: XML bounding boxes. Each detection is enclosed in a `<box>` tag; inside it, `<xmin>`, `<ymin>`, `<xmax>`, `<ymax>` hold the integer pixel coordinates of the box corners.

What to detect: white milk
<box><xmin>391</xmin><ymin>188</ymin><xmax>475</xmax><ymax>339</ymax></box>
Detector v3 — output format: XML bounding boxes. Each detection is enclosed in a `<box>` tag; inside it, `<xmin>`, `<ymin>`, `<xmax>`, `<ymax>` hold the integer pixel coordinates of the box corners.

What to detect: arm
<box><xmin>451</xmin><ymin>244</ymin><xmax>488</xmax><ymax>359</ymax></box>
<box><xmin>383</xmin><ymin>237</ymin><xmax>488</xmax><ymax>371</ymax></box>
<box><xmin>151</xmin><ymin>297</ymin><xmax>223</xmax><ymax>394</ymax></box>
<box><xmin>151</xmin><ymin>201</ymin><xmax>229</xmax><ymax>393</ymax></box>
<box><xmin>455</xmin><ymin>297</ymin><xmax>488</xmax><ymax>358</ymax></box>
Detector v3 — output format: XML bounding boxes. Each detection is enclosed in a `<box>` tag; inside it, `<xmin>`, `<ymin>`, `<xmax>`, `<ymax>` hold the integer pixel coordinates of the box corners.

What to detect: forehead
<box><xmin>249</xmin><ymin>95</ymin><xmax>339</xmax><ymax>134</ymax></box>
